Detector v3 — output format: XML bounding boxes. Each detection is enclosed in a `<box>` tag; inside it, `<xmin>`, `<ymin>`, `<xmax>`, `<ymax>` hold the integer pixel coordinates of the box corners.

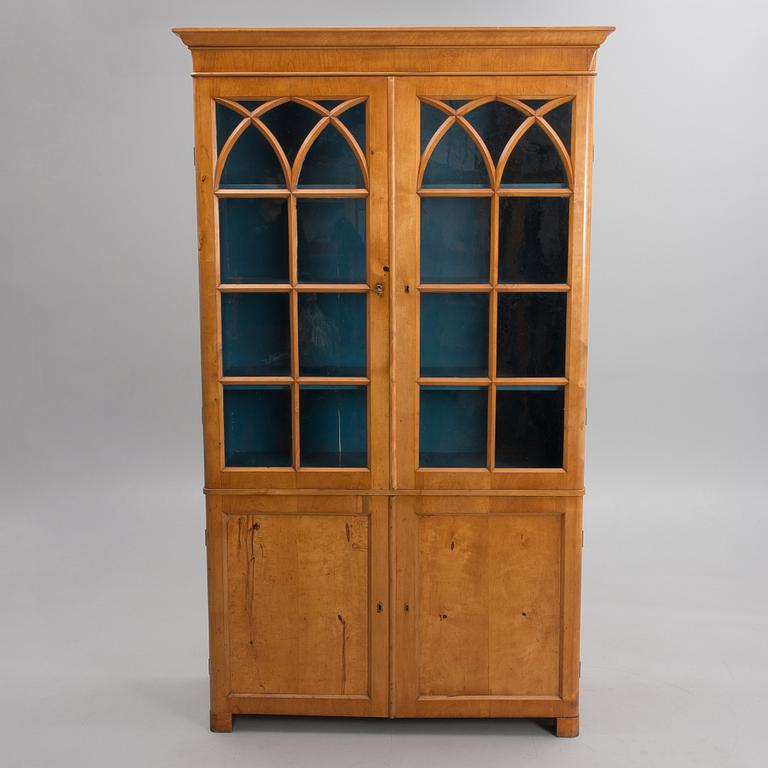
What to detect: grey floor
<box><xmin>2</xmin><ymin>474</ymin><xmax>765</xmax><ymax>768</ymax></box>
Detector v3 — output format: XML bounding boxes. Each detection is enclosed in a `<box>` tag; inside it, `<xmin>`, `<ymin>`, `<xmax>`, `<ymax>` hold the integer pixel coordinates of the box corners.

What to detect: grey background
<box><xmin>1</xmin><ymin>1</ymin><xmax>766</xmax><ymax>766</ymax></box>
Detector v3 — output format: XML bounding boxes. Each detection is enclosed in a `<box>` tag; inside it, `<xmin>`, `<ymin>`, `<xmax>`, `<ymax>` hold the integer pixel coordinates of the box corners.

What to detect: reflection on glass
<box><xmin>497</xmin><ymin>293</ymin><xmax>566</xmax><ymax>377</ymax></box>
<box><xmin>464</xmin><ymin>100</ymin><xmax>527</xmax><ymax>164</ymax></box>
<box><xmin>300</xmin><ymin>386</ymin><xmax>367</xmax><ymax>467</ymax></box>
<box><xmin>297</xmin><ymin>198</ymin><xmax>366</xmax><ymax>283</ymax></box>
<box><xmin>223</xmin><ymin>385</ymin><xmax>292</xmax><ymax>467</ymax></box>
<box><xmin>420</xmin><ymin>197</ymin><xmax>489</xmax><ymax>283</ymax></box>
<box><xmin>420</xmin><ymin>386</ymin><xmax>487</xmax><ymax>467</ymax></box>
<box><xmin>298</xmin><ymin>293</ymin><xmax>366</xmax><ymax>376</ymax></box>
<box><xmin>221</xmin><ymin>293</ymin><xmax>291</xmax><ymax>376</ymax></box>
<box><xmin>501</xmin><ymin>123</ymin><xmax>567</xmax><ymax>188</ymax></box>
<box><xmin>422</xmin><ymin>123</ymin><xmax>489</xmax><ymax>188</ymax></box>
<box><xmin>421</xmin><ymin>292</ymin><xmax>488</xmax><ymax>377</ymax></box>
<box><xmin>219</xmin><ymin>198</ymin><xmax>288</xmax><ymax>283</ymax></box>
<box><xmin>298</xmin><ymin>124</ymin><xmax>364</xmax><ymax>188</ymax></box>
<box><xmin>498</xmin><ymin>197</ymin><xmax>568</xmax><ymax>284</ymax></box>
<box><xmin>495</xmin><ymin>386</ymin><xmax>564</xmax><ymax>468</ymax></box>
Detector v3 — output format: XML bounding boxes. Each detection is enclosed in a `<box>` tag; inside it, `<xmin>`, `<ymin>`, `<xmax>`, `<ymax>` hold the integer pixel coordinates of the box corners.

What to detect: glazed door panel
<box><xmin>193</xmin><ymin>77</ymin><xmax>390</xmax><ymax>491</ymax></box>
<box><xmin>393</xmin><ymin>76</ymin><xmax>592</xmax><ymax>491</ymax></box>
<box><xmin>392</xmin><ymin>495</ymin><xmax>581</xmax><ymax>717</ymax></box>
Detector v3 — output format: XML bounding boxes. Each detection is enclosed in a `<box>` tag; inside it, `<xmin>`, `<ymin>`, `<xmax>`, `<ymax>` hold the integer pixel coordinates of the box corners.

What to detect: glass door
<box><xmin>394</xmin><ymin>77</ymin><xmax>590</xmax><ymax>491</ymax></box>
<box><xmin>194</xmin><ymin>78</ymin><xmax>390</xmax><ymax>490</ymax></box>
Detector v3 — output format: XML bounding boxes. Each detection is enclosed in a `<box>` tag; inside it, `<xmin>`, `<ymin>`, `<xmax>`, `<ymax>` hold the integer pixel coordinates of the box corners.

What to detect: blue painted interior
<box><xmin>419</xmin><ymin>386</ymin><xmax>488</xmax><ymax>468</ymax></box>
<box><xmin>300</xmin><ymin>386</ymin><xmax>367</xmax><ymax>467</ymax></box>
<box><xmin>335</xmin><ymin>101</ymin><xmax>366</xmax><ymax>154</ymax></box>
<box><xmin>260</xmin><ymin>101</ymin><xmax>323</xmax><ymax>165</ymax></box>
<box><xmin>223</xmin><ymin>385</ymin><xmax>292</xmax><ymax>467</ymax></box>
<box><xmin>420</xmin><ymin>197</ymin><xmax>489</xmax><ymax>283</ymax></box>
<box><xmin>297</xmin><ymin>198</ymin><xmax>366</xmax><ymax>283</ymax></box>
<box><xmin>221</xmin><ymin>292</ymin><xmax>291</xmax><ymax>376</ymax></box>
<box><xmin>298</xmin><ymin>120</ymin><xmax>365</xmax><ymax>188</ymax></box>
<box><xmin>422</xmin><ymin>123</ymin><xmax>489</xmax><ymax>188</ymax></box>
<box><xmin>500</xmin><ymin>122</ymin><xmax>568</xmax><ymax>187</ymax></box>
<box><xmin>496</xmin><ymin>292</ymin><xmax>567</xmax><ymax>377</ymax></box>
<box><xmin>464</xmin><ymin>100</ymin><xmax>527</xmax><ymax>163</ymax></box>
<box><xmin>543</xmin><ymin>101</ymin><xmax>573</xmax><ymax>153</ymax></box>
<box><xmin>495</xmin><ymin>386</ymin><xmax>564</xmax><ymax>468</ymax></box>
<box><xmin>420</xmin><ymin>292</ymin><xmax>488</xmax><ymax>376</ymax></box>
<box><xmin>219</xmin><ymin>198</ymin><xmax>289</xmax><ymax>283</ymax></box>
<box><xmin>498</xmin><ymin>196</ymin><xmax>569</xmax><ymax>284</ymax></box>
<box><xmin>298</xmin><ymin>292</ymin><xmax>366</xmax><ymax>376</ymax></box>
<box><xmin>420</xmin><ymin>102</ymin><xmax>447</xmax><ymax>154</ymax></box>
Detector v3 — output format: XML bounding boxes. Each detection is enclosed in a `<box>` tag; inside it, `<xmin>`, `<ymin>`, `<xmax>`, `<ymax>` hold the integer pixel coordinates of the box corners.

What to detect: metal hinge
<box><xmin>579</xmin><ymin>661</ymin><xmax>582</xmax><ymax>678</ymax></box>
<box><xmin>208</xmin><ymin>658</ymin><xmax>211</xmax><ymax>675</ymax></box>
<box><xmin>193</xmin><ymin>146</ymin><xmax>196</xmax><ymax>166</ymax></box>
<box><xmin>585</xmin><ymin>407</ymin><xmax>588</xmax><ymax>426</ymax></box>
<box><xmin>581</xmin><ymin>530</ymin><xmax>584</xmax><ymax>548</ymax></box>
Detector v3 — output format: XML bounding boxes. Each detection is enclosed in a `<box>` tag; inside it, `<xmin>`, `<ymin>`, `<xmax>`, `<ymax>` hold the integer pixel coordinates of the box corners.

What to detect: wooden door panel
<box><xmin>227</xmin><ymin>513</ymin><xmax>369</xmax><ymax>695</ymax></box>
<box><xmin>418</xmin><ymin>513</ymin><xmax>561</xmax><ymax>696</ymax></box>
<box><xmin>393</xmin><ymin>495</ymin><xmax>581</xmax><ymax>718</ymax></box>
<box><xmin>207</xmin><ymin>494</ymin><xmax>389</xmax><ymax>717</ymax></box>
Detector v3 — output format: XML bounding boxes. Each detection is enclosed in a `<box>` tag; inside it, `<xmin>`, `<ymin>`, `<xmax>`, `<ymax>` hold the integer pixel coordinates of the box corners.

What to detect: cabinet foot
<box><xmin>555</xmin><ymin>716</ymin><xmax>579</xmax><ymax>737</ymax></box>
<box><xmin>210</xmin><ymin>711</ymin><xmax>233</xmax><ymax>732</ymax></box>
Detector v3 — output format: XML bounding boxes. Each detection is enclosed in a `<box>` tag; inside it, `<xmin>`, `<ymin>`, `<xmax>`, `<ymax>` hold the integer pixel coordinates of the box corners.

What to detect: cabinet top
<box><xmin>172</xmin><ymin>26</ymin><xmax>614</xmax><ymax>48</ymax></box>
<box><xmin>173</xmin><ymin>27</ymin><xmax>614</xmax><ymax>76</ymax></box>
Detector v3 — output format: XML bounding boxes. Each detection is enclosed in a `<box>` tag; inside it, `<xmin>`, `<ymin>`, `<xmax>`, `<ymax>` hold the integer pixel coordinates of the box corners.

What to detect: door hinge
<box><xmin>208</xmin><ymin>657</ymin><xmax>211</xmax><ymax>675</ymax></box>
<box><xmin>579</xmin><ymin>660</ymin><xmax>582</xmax><ymax>678</ymax></box>
<box><xmin>585</xmin><ymin>407</ymin><xmax>588</xmax><ymax>426</ymax></box>
<box><xmin>581</xmin><ymin>530</ymin><xmax>584</xmax><ymax>548</ymax></box>
<box><xmin>204</xmin><ymin>529</ymin><xmax>208</xmax><ymax>547</ymax></box>
<box><xmin>193</xmin><ymin>146</ymin><xmax>196</xmax><ymax>166</ymax></box>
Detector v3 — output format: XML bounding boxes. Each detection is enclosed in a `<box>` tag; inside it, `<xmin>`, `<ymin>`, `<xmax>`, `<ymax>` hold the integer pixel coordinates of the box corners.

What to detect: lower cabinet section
<box><xmin>206</xmin><ymin>493</ymin><xmax>581</xmax><ymax>724</ymax></box>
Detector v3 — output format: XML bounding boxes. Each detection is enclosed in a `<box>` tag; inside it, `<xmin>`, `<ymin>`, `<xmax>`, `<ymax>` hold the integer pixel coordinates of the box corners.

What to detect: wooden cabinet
<box><xmin>174</xmin><ymin>26</ymin><xmax>612</xmax><ymax>736</ymax></box>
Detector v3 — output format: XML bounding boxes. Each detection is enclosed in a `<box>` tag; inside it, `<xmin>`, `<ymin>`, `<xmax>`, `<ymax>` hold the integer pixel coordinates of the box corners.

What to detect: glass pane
<box><xmin>420</xmin><ymin>197</ymin><xmax>489</xmax><ymax>284</ymax></box>
<box><xmin>497</xmin><ymin>293</ymin><xmax>566</xmax><ymax>377</ymax></box>
<box><xmin>216</xmin><ymin>101</ymin><xmax>263</xmax><ymax>153</ymax></box>
<box><xmin>336</xmin><ymin>101</ymin><xmax>366</xmax><ymax>153</ymax></box>
<box><xmin>543</xmin><ymin>101</ymin><xmax>572</xmax><ymax>154</ymax></box>
<box><xmin>260</xmin><ymin>101</ymin><xmax>322</xmax><ymax>165</ymax></box>
<box><xmin>297</xmin><ymin>198</ymin><xmax>366</xmax><ymax>283</ymax></box>
<box><xmin>464</xmin><ymin>100</ymin><xmax>527</xmax><ymax>164</ymax></box>
<box><xmin>223</xmin><ymin>385</ymin><xmax>292</xmax><ymax>467</ymax></box>
<box><xmin>521</xmin><ymin>99</ymin><xmax>550</xmax><ymax>109</ymax></box>
<box><xmin>422</xmin><ymin>123</ymin><xmax>489</xmax><ymax>188</ymax></box>
<box><xmin>219</xmin><ymin>123</ymin><xmax>286</xmax><ymax>189</ymax></box>
<box><xmin>298</xmin><ymin>293</ymin><xmax>366</xmax><ymax>376</ymax></box>
<box><xmin>300</xmin><ymin>386</ymin><xmax>367</xmax><ymax>467</ymax></box>
<box><xmin>219</xmin><ymin>198</ymin><xmax>288</xmax><ymax>283</ymax></box>
<box><xmin>500</xmin><ymin>123</ymin><xmax>567</xmax><ymax>188</ymax></box>
<box><xmin>445</xmin><ymin>99</ymin><xmax>469</xmax><ymax>110</ymax></box>
<box><xmin>495</xmin><ymin>386</ymin><xmax>564</xmax><ymax>468</ymax></box>
<box><xmin>420</xmin><ymin>386</ymin><xmax>487</xmax><ymax>468</ymax></box>
<box><xmin>498</xmin><ymin>197</ymin><xmax>569</xmax><ymax>284</ymax></box>
<box><xmin>298</xmin><ymin>124</ymin><xmax>364</xmax><ymax>188</ymax></box>
<box><xmin>222</xmin><ymin>293</ymin><xmax>291</xmax><ymax>376</ymax></box>
<box><xmin>420</xmin><ymin>102</ymin><xmax>447</xmax><ymax>154</ymax></box>
<box><xmin>421</xmin><ymin>293</ymin><xmax>488</xmax><ymax>377</ymax></box>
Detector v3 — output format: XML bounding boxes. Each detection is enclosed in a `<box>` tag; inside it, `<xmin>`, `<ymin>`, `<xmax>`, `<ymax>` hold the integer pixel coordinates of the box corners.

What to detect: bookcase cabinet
<box><xmin>174</xmin><ymin>26</ymin><xmax>613</xmax><ymax>736</ymax></box>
